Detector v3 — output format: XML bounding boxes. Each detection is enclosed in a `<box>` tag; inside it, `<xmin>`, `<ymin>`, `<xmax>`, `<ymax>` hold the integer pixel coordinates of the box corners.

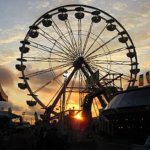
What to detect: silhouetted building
<box><xmin>99</xmin><ymin>86</ymin><xmax>150</xmax><ymax>144</ymax></box>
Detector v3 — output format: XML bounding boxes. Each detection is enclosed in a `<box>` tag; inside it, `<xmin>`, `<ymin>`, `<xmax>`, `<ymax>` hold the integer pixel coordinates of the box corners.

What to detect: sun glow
<box><xmin>74</xmin><ymin>113</ymin><xmax>83</xmax><ymax>120</ymax></box>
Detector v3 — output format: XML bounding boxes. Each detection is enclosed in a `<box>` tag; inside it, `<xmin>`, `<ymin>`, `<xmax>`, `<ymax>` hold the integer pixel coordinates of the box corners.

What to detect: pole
<box><xmin>62</xmin><ymin>77</ymin><xmax>66</xmax><ymax>119</ymax></box>
<box><xmin>61</xmin><ymin>72</ymin><xmax>67</xmax><ymax>130</ymax></box>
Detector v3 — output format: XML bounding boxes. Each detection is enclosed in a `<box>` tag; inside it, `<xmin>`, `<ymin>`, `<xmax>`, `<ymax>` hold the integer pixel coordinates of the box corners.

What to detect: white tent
<box><xmin>106</xmin><ymin>86</ymin><xmax>150</xmax><ymax>109</ymax></box>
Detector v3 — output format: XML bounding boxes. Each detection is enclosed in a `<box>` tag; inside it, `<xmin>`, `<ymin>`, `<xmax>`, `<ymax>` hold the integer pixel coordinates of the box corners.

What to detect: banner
<box><xmin>146</xmin><ymin>71</ymin><xmax>150</xmax><ymax>84</ymax></box>
<box><xmin>139</xmin><ymin>74</ymin><xmax>144</xmax><ymax>86</ymax></box>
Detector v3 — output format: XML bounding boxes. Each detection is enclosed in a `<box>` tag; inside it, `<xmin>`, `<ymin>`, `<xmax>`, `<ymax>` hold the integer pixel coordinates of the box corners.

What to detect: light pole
<box><xmin>62</xmin><ymin>71</ymin><xmax>68</xmax><ymax>120</ymax></box>
<box><xmin>62</xmin><ymin>71</ymin><xmax>68</xmax><ymax>111</ymax></box>
<box><xmin>60</xmin><ymin>71</ymin><xmax>68</xmax><ymax>131</ymax></box>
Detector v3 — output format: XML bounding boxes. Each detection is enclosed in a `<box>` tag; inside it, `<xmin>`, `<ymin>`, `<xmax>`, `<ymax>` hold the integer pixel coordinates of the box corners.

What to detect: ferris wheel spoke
<box><xmin>51</xmin><ymin>19</ymin><xmax>77</xmax><ymax>54</ymax></box>
<box><xmin>92</xmin><ymin>63</ymin><xmax>130</xmax><ymax>78</ymax></box>
<box><xmin>24</xmin><ymin>46</ymin><xmax>68</xmax><ymax>60</ymax></box>
<box><xmin>47</xmin><ymin>51</ymin><xmax>72</xmax><ymax>60</ymax></box>
<box><xmin>29</xmin><ymin>40</ymin><xmax>73</xmax><ymax>57</ymax></box>
<box><xmin>87</xmin><ymin>46</ymin><xmax>126</xmax><ymax>60</ymax></box>
<box><xmin>82</xmin><ymin>21</ymin><xmax>93</xmax><ymax>55</ymax></box>
<box><xmin>39</xmin><ymin>29</ymin><xmax>75</xmax><ymax>56</ymax></box>
<box><xmin>82</xmin><ymin>71</ymin><xmax>88</xmax><ymax>87</ymax></box>
<box><xmin>89</xmin><ymin>63</ymin><xmax>129</xmax><ymax>86</ymax></box>
<box><xmin>23</xmin><ymin>56</ymin><xmax>70</xmax><ymax>63</ymax></box>
<box><xmin>89</xmin><ymin>62</ymin><xmax>114</xmax><ymax>74</ymax></box>
<box><xmin>50</xmin><ymin>63</ymin><xmax>73</xmax><ymax>73</ymax></box>
<box><xmin>33</xmin><ymin>80</ymin><xmax>52</xmax><ymax>94</ymax></box>
<box><xmin>92</xmin><ymin>60</ymin><xmax>131</xmax><ymax>66</ymax></box>
<box><xmin>47</xmin><ymin>84</ymin><xmax>63</xmax><ymax>107</ymax></box>
<box><xmin>48</xmin><ymin>57</ymin><xmax>73</xmax><ymax>63</ymax></box>
<box><xmin>65</xmin><ymin>20</ymin><xmax>78</xmax><ymax>51</ymax></box>
<box><xmin>88</xmin><ymin>63</ymin><xmax>108</xmax><ymax>76</ymax></box>
<box><xmin>30</xmin><ymin>44</ymin><xmax>72</xmax><ymax>59</ymax></box>
<box><xmin>29</xmin><ymin>41</ymin><xmax>56</xmax><ymax>53</ymax></box>
<box><xmin>52</xmin><ymin>24</ymin><xmax>73</xmax><ymax>52</ymax></box>
<box><xmin>49</xmin><ymin>57</ymin><xmax>72</xmax><ymax>63</ymax></box>
<box><xmin>84</xmin><ymin>24</ymin><xmax>107</xmax><ymax>57</ymax></box>
<box><xmin>25</xmin><ymin>63</ymin><xmax>72</xmax><ymax>78</ymax></box>
<box><xmin>39</xmin><ymin>32</ymin><xmax>69</xmax><ymax>54</ymax></box>
<box><xmin>23</xmin><ymin>56</ymin><xmax>51</xmax><ymax>62</ymax></box>
<box><xmin>66</xmin><ymin>71</ymin><xmax>78</xmax><ymax>108</ymax></box>
<box><xmin>78</xmin><ymin>19</ymin><xmax>82</xmax><ymax>56</ymax></box>
<box><xmin>86</xmin><ymin>34</ymin><xmax>119</xmax><ymax>58</ymax></box>
<box><xmin>79</xmin><ymin>71</ymin><xmax>84</xmax><ymax>107</ymax></box>
<box><xmin>79</xmin><ymin>70</ymin><xmax>83</xmax><ymax>90</ymax></box>
<box><xmin>86</xmin><ymin>69</ymin><xmax>109</xmax><ymax>85</ymax></box>
<box><xmin>33</xmin><ymin>67</ymin><xmax>72</xmax><ymax>94</ymax></box>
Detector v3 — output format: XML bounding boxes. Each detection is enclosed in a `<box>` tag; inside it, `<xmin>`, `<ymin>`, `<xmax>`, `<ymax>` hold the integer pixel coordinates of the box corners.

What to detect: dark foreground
<box><xmin>0</xmin><ymin>125</ymin><xmax>148</xmax><ymax>150</ymax></box>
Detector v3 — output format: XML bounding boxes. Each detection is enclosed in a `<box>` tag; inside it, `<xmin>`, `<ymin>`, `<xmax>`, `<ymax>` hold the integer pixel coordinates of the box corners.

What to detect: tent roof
<box><xmin>0</xmin><ymin>111</ymin><xmax>21</xmax><ymax>119</ymax></box>
<box><xmin>0</xmin><ymin>84</ymin><xmax>8</xmax><ymax>102</ymax></box>
<box><xmin>105</xmin><ymin>86</ymin><xmax>150</xmax><ymax>110</ymax></box>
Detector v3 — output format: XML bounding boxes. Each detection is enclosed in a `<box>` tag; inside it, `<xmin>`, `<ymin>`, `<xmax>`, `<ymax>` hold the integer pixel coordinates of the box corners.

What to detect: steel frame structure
<box><xmin>16</xmin><ymin>4</ymin><xmax>140</xmax><ymax>123</ymax></box>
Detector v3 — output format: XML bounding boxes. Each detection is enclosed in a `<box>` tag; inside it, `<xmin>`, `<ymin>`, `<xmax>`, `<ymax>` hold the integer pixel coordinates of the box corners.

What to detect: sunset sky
<box><xmin>0</xmin><ymin>0</ymin><xmax>150</xmax><ymax>121</ymax></box>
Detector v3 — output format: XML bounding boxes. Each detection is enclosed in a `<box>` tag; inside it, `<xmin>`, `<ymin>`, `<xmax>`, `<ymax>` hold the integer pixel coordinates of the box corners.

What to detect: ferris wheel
<box><xmin>16</xmin><ymin>4</ymin><xmax>140</xmax><ymax>120</ymax></box>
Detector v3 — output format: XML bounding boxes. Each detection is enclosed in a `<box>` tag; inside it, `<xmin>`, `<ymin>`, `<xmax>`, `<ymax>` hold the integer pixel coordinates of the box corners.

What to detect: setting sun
<box><xmin>74</xmin><ymin>113</ymin><xmax>83</xmax><ymax>120</ymax></box>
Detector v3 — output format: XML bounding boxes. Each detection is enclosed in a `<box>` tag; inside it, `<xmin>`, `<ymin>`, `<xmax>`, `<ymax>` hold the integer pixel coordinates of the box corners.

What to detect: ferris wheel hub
<box><xmin>73</xmin><ymin>56</ymin><xmax>84</xmax><ymax>68</ymax></box>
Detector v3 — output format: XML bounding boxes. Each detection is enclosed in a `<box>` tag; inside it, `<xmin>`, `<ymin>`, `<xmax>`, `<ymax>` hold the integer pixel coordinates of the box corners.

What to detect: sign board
<box><xmin>146</xmin><ymin>71</ymin><xmax>150</xmax><ymax>84</ymax></box>
<box><xmin>139</xmin><ymin>74</ymin><xmax>144</xmax><ymax>86</ymax></box>
<box><xmin>86</xmin><ymin>70</ymin><xmax>99</xmax><ymax>87</ymax></box>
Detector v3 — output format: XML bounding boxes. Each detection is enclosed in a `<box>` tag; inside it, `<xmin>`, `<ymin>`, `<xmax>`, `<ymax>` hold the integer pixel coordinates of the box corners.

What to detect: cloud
<box><xmin>0</xmin><ymin>47</ymin><xmax>18</xmax><ymax>65</ymax></box>
<box><xmin>0</xmin><ymin>25</ymin><xmax>25</xmax><ymax>44</ymax></box>
<box><xmin>0</xmin><ymin>24</ymin><xmax>26</xmax><ymax>65</ymax></box>
<box><xmin>24</xmin><ymin>66</ymin><xmax>56</xmax><ymax>91</ymax></box>
<box><xmin>36</xmin><ymin>1</ymin><xmax>50</xmax><ymax>9</ymax></box>
<box><xmin>0</xmin><ymin>101</ymin><xmax>23</xmax><ymax>112</ymax></box>
<box><xmin>0</xmin><ymin>66</ymin><xmax>15</xmax><ymax>86</ymax></box>
<box><xmin>0</xmin><ymin>33</ymin><xmax>24</xmax><ymax>44</ymax></box>
<box><xmin>112</xmin><ymin>1</ymin><xmax>128</xmax><ymax>11</ymax></box>
<box><xmin>27</xmin><ymin>0</ymin><xmax>52</xmax><ymax>10</ymax></box>
<box><xmin>0</xmin><ymin>56</ymin><xmax>17</xmax><ymax>66</ymax></box>
<box><xmin>79</xmin><ymin>0</ymin><xmax>94</xmax><ymax>5</ymax></box>
<box><xmin>141</xmin><ymin>61</ymin><xmax>150</xmax><ymax>70</ymax></box>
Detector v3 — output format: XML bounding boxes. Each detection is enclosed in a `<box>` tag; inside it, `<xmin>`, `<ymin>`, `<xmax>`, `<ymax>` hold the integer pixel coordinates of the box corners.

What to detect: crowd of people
<box><xmin>0</xmin><ymin>123</ymin><xmax>70</xmax><ymax>150</ymax></box>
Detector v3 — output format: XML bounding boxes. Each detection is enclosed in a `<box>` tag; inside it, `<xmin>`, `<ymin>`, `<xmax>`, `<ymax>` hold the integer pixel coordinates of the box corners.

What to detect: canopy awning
<box><xmin>0</xmin><ymin>111</ymin><xmax>21</xmax><ymax>119</ymax></box>
<box><xmin>105</xmin><ymin>86</ymin><xmax>150</xmax><ymax>110</ymax></box>
<box><xmin>0</xmin><ymin>84</ymin><xmax>8</xmax><ymax>102</ymax></box>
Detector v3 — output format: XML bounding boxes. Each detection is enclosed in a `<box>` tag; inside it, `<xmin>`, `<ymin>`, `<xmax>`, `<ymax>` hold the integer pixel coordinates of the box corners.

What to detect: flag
<box><xmin>139</xmin><ymin>74</ymin><xmax>144</xmax><ymax>86</ymax></box>
<box><xmin>146</xmin><ymin>71</ymin><xmax>150</xmax><ymax>84</ymax></box>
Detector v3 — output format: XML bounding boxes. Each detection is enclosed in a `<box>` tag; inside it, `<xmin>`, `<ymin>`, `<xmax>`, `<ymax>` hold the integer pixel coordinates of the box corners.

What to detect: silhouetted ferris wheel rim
<box><xmin>16</xmin><ymin>4</ymin><xmax>140</xmax><ymax>118</ymax></box>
